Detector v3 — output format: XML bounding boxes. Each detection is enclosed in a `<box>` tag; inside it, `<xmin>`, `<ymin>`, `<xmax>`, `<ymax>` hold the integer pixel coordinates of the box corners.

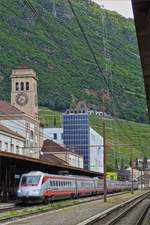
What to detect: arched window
<box><xmin>21</xmin><ymin>82</ymin><xmax>24</xmax><ymax>91</ymax></box>
<box><xmin>16</xmin><ymin>82</ymin><xmax>19</xmax><ymax>91</ymax></box>
<box><xmin>26</xmin><ymin>82</ymin><xmax>29</xmax><ymax>91</ymax></box>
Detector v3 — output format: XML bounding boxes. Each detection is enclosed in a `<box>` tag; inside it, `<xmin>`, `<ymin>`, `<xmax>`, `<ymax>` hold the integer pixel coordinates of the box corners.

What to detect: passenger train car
<box><xmin>17</xmin><ymin>171</ymin><xmax>137</xmax><ymax>204</ymax></box>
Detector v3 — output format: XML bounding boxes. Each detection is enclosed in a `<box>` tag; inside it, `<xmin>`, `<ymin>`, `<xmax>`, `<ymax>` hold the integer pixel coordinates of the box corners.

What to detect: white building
<box><xmin>0</xmin><ymin>100</ymin><xmax>43</xmax><ymax>158</ymax></box>
<box><xmin>43</xmin><ymin>128</ymin><xmax>63</xmax><ymax>145</ymax></box>
<box><xmin>44</xmin><ymin>126</ymin><xmax>103</xmax><ymax>173</ymax></box>
<box><xmin>89</xmin><ymin>128</ymin><xmax>104</xmax><ymax>173</ymax></box>
<box><xmin>0</xmin><ymin>68</ymin><xmax>43</xmax><ymax>158</ymax></box>
<box><xmin>0</xmin><ymin>124</ymin><xmax>25</xmax><ymax>155</ymax></box>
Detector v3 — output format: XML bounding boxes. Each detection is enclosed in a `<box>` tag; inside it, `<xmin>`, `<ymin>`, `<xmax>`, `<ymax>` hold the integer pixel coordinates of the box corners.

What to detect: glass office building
<box><xmin>63</xmin><ymin>112</ymin><xmax>90</xmax><ymax>169</ymax></box>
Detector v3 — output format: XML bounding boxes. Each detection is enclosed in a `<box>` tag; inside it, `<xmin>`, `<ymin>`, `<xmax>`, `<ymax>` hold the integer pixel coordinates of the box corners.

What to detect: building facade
<box><xmin>0</xmin><ymin>68</ymin><xmax>43</xmax><ymax>158</ymax></box>
<box><xmin>42</xmin><ymin>140</ymin><xmax>83</xmax><ymax>168</ymax></box>
<box><xmin>44</xmin><ymin>128</ymin><xmax>63</xmax><ymax>145</ymax></box>
<box><xmin>63</xmin><ymin>111</ymin><xmax>89</xmax><ymax>170</ymax></box>
<box><xmin>11</xmin><ymin>68</ymin><xmax>38</xmax><ymax>120</ymax></box>
<box><xmin>63</xmin><ymin>111</ymin><xmax>104</xmax><ymax>172</ymax></box>
<box><xmin>0</xmin><ymin>124</ymin><xmax>25</xmax><ymax>155</ymax></box>
<box><xmin>90</xmin><ymin>128</ymin><xmax>103</xmax><ymax>173</ymax></box>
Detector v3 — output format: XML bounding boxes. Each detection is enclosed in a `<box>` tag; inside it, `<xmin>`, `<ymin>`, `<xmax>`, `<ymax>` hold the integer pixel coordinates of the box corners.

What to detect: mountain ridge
<box><xmin>0</xmin><ymin>0</ymin><xmax>148</xmax><ymax>122</ymax></box>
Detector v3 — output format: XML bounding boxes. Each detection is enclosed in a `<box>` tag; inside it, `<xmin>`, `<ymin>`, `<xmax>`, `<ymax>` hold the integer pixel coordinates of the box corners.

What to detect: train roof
<box><xmin>21</xmin><ymin>171</ymin><xmax>99</xmax><ymax>181</ymax></box>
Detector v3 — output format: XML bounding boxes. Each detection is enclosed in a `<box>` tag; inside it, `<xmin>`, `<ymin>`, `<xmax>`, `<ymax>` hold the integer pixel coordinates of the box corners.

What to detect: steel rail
<box><xmin>106</xmin><ymin>193</ymin><xmax>150</xmax><ymax>225</ymax></box>
<box><xmin>135</xmin><ymin>202</ymin><xmax>150</xmax><ymax>225</ymax></box>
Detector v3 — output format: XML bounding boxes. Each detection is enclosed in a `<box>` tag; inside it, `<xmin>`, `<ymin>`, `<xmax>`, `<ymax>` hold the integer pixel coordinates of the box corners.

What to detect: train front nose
<box><xmin>18</xmin><ymin>187</ymin><xmax>41</xmax><ymax>197</ymax></box>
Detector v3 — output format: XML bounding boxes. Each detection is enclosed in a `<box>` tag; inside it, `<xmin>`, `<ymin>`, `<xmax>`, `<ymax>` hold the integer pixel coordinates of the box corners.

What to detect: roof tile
<box><xmin>0</xmin><ymin>100</ymin><xmax>24</xmax><ymax>115</ymax></box>
<box><xmin>40</xmin><ymin>153</ymin><xmax>68</xmax><ymax>166</ymax></box>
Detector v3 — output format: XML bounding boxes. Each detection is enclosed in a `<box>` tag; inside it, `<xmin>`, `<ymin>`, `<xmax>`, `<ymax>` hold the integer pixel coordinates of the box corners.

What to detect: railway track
<box><xmin>135</xmin><ymin>201</ymin><xmax>150</xmax><ymax>225</ymax></box>
<box><xmin>0</xmin><ymin>191</ymin><xmax>135</xmax><ymax>224</ymax></box>
<box><xmin>104</xmin><ymin>196</ymin><xmax>150</xmax><ymax>225</ymax></box>
<box><xmin>78</xmin><ymin>191</ymin><xmax>150</xmax><ymax>225</ymax></box>
<box><xmin>0</xmin><ymin>204</ymin><xmax>15</xmax><ymax>212</ymax></box>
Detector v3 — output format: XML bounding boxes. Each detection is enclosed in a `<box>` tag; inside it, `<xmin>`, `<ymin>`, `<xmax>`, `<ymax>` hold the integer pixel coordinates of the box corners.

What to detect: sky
<box><xmin>93</xmin><ymin>0</ymin><xmax>134</xmax><ymax>18</ymax></box>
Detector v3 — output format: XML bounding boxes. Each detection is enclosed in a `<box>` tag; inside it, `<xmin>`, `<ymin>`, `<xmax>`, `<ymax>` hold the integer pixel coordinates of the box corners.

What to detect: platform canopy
<box><xmin>132</xmin><ymin>0</ymin><xmax>150</xmax><ymax>119</ymax></box>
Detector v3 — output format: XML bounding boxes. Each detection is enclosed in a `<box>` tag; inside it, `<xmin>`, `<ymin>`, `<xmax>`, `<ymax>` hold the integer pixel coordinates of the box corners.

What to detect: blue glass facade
<box><xmin>63</xmin><ymin>113</ymin><xmax>90</xmax><ymax>169</ymax></box>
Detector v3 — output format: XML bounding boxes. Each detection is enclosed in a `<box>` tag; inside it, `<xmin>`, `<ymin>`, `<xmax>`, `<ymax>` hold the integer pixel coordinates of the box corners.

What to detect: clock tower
<box><xmin>11</xmin><ymin>67</ymin><xmax>38</xmax><ymax>119</ymax></box>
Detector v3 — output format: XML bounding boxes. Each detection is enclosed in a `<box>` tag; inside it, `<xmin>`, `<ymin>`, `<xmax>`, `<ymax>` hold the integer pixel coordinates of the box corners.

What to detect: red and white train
<box><xmin>17</xmin><ymin>171</ymin><xmax>137</xmax><ymax>204</ymax></box>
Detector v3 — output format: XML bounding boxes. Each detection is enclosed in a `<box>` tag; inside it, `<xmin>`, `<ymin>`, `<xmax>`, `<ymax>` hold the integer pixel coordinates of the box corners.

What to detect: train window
<box><xmin>56</xmin><ymin>181</ymin><xmax>58</xmax><ymax>186</ymax></box>
<box><xmin>50</xmin><ymin>181</ymin><xmax>53</xmax><ymax>186</ymax></box>
<box><xmin>21</xmin><ymin>176</ymin><xmax>41</xmax><ymax>186</ymax></box>
<box><xmin>53</xmin><ymin>181</ymin><xmax>55</xmax><ymax>186</ymax></box>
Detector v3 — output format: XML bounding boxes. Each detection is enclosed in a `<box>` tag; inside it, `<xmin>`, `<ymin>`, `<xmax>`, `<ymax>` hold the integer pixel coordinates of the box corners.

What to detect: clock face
<box><xmin>16</xmin><ymin>93</ymin><xmax>28</xmax><ymax>106</ymax></box>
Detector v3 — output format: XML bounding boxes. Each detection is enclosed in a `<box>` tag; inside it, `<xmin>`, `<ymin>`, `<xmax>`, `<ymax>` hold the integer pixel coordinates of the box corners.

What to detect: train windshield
<box><xmin>21</xmin><ymin>175</ymin><xmax>41</xmax><ymax>186</ymax></box>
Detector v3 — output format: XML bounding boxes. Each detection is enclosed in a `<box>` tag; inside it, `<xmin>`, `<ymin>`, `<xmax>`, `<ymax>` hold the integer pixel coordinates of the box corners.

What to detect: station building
<box><xmin>0</xmin><ymin>67</ymin><xmax>43</xmax><ymax>158</ymax></box>
<box><xmin>0</xmin><ymin>124</ymin><xmax>25</xmax><ymax>155</ymax></box>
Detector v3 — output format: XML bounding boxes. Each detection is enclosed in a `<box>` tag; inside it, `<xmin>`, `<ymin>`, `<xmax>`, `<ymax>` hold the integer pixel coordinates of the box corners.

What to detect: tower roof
<box><xmin>10</xmin><ymin>68</ymin><xmax>38</xmax><ymax>80</ymax></box>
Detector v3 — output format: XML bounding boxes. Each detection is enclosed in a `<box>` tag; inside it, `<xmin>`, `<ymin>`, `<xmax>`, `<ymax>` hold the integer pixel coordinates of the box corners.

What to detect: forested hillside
<box><xmin>0</xmin><ymin>0</ymin><xmax>148</xmax><ymax>122</ymax></box>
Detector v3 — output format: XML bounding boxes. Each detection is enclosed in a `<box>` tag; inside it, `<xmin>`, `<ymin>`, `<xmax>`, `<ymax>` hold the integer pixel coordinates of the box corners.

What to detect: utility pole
<box><xmin>131</xmin><ymin>152</ymin><xmax>134</xmax><ymax>194</ymax></box>
<box><xmin>102</xmin><ymin>94</ymin><xmax>107</xmax><ymax>202</ymax></box>
<box><xmin>141</xmin><ymin>168</ymin><xmax>143</xmax><ymax>190</ymax></box>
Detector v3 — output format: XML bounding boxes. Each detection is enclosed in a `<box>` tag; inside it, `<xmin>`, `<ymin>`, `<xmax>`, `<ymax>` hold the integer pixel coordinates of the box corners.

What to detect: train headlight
<box><xmin>33</xmin><ymin>189</ymin><xmax>40</xmax><ymax>194</ymax></box>
<box><xmin>17</xmin><ymin>189</ymin><xmax>22</xmax><ymax>193</ymax></box>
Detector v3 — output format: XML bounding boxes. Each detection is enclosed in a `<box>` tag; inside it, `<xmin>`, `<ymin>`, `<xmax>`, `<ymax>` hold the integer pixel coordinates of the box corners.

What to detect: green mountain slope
<box><xmin>0</xmin><ymin>0</ymin><xmax>148</xmax><ymax>122</ymax></box>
